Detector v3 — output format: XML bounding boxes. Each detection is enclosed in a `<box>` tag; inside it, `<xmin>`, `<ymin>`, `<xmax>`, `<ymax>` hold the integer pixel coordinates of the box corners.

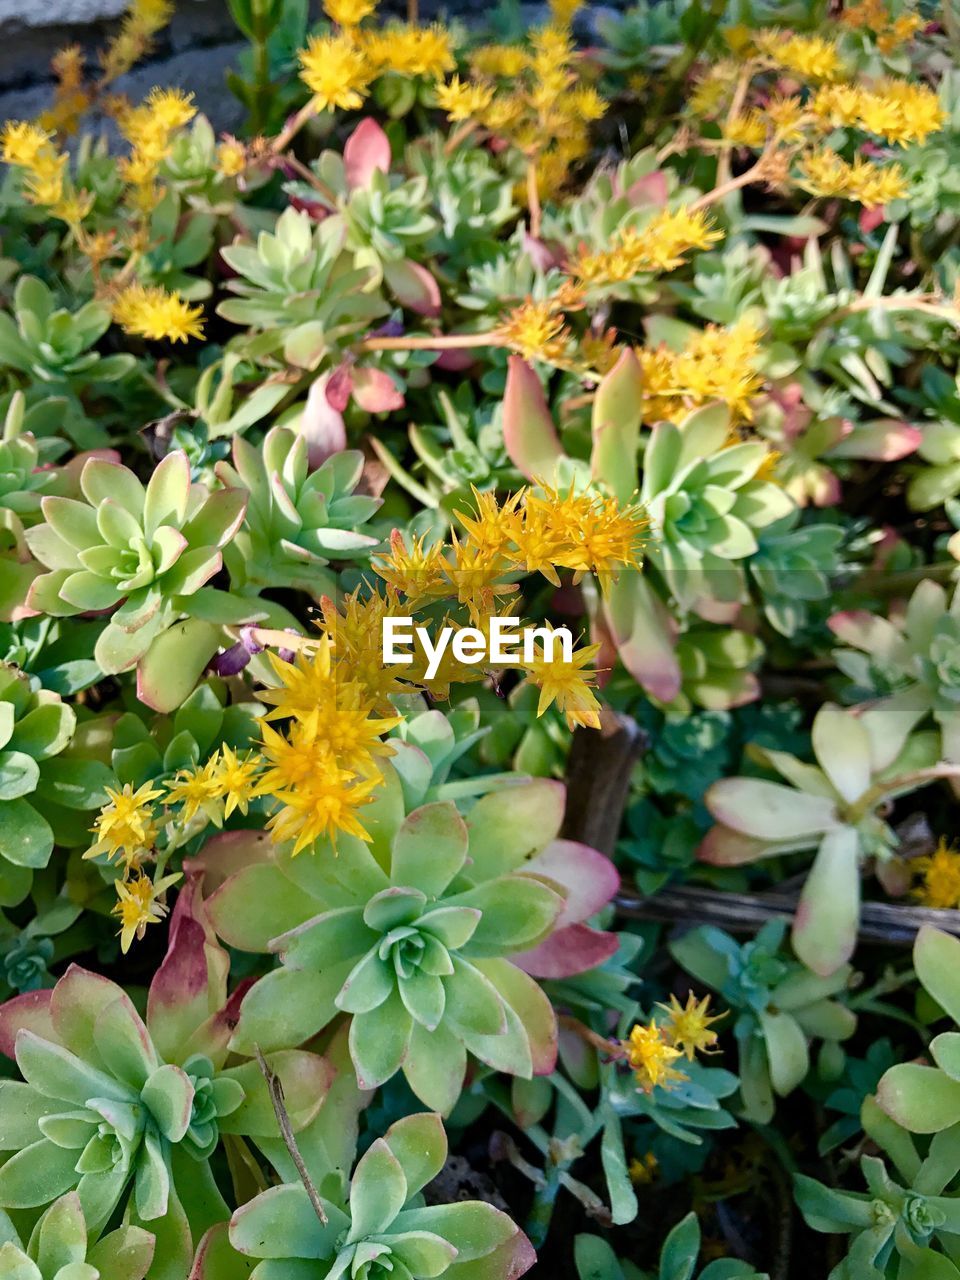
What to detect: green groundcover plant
<box><xmin>0</xmin><ymin>0</ymin><xmax>960</xmax><ymax>1276</ymax></box>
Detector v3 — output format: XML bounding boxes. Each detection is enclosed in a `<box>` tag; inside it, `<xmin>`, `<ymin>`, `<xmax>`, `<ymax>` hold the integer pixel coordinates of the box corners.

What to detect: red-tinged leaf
<box><xmin>344</xmin><ymin>118</ymin><xmax>391</xmax><ymax>189</ymax></box>
<box><xmin>523</xmin><ymin>839</ymin><xmax>619</xmax><ymax>924</ymax></box>
<box><xmin>352</xmin><ymin>366</ymin><xmax>404</xmax><ymax>413</ymax></box>
<box><xmin>325</xmin><ymin>364</ymin><xmax>353</xmax><ymax>413</ymax></box>
<box><xmin>502</xmin><ymin>356</ymin><xmax>563</xmax><ymax>483</ymax></box>
<box><xmin>828</xmin><ymin>419</ymin><xmax>922</xmax><ymax>462</ymax></box>
<box><xmin>300</xmin><ymin>374</ymin><xmax>348</xmax><ymax>469</ymax></box>
<box><xmin>147</xmin><ymin>876</ymin><xmax>230</xmax><ymax>1066</ymax></box>
<box><xmin>185</xmin><ymin>829</ymin><xmax>273</xmax><ymax>894</ymax></box>
<box><xmin>626</xmin><ymin>170</ymin><xmax>668</xmax><ymax>207</ymax></box>
<box><xmin>514</xmin><ymin>924</ymin><xmax>620</xmax><ymax>979</ymax></box>
<box><xmin>383</xmin><ymin>259</ymin><xmax>441</xmax><ymax>316</ymax></box>
<box><xmin>0</xmin><ymin>988</ymin><xmax>55</xmax><ymax>1060</ymax></box>
<box><xmin>603</xmin><ymin>572</ymin><xmax>681</xmax><ymax>703</ymax></box>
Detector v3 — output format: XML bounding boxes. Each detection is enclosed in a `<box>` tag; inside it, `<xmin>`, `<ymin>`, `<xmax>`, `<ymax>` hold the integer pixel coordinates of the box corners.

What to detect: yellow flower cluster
<box><xmin>0</xmin><ymin>121</ymin><xmax>90</xmax><ymax>223</ymax></box>
<box><xmin>100</xmin><ymin>0</ymin><xmax>175</xmax><ymax>87</ymax></box>
<box><xmin>433</xmin><ymin>21</ymin><xmax>606</xmax><ymax>198</ymax></box>
<box><xmin>497</xmin><ymin>292</ymin><xmax>581</xmax><ymax>363</ymax></box>
<box><xmin>297</xmin><ymin>0</ymin><xmax>454</xmax><ymax>116</ymax></box>
<box><xmin>797</xmin><ymin>147</ymin><xmax>908</xmax><ymax>206</ymax></box>
<box><xmin>637</xmin><ymin>317</ymin><xmax>765</xmax><ymax>424</ymax></box>
<box><xmin>754</xmin><ymin>29</ymin><xmax>846</xmax><ymax>82</ymax></box>
<box><xmin>622</xmin><ymin>993</ymin><xmax>723</xmax><ymax>1093</ymax></box>
<box><xmin>811</xmin><ymin>79</ymin><xmax>945</xmax><ymax>147</ymax></box>
<box><xmin>38</xmin><ymin>45</ymin><xmax>90</xmax><ymax>137</ymax></box>
<box><xmin>87</xmin><ymin>781</ymin><xmax>177</xmax><ymax>953</ymax></box>
<box><xmin>89</xmin><ymin>748</ymin><xmax>266</xmax><ymax>948</ymax></box>
<box><xmin>111</xmin><ymin>283</ymin><xmax>206</xmax><ymax>343</ymax></box>
<box><xmin>569</xmin><ymin>207</ymin><xmax>723</xmax><ymax>289</ymax></box>
<box><xmin>912</xmin><ymin>839</ymin><xmax>960</xmax><ymax>909</ymax></box>
<box><xmin>841</xmin><ymin>0</ymin><xmax>924</xmax><ymax>52</ymax></box>
<box><xmin>115</xmin><ymin>86</ymin><xmax>197</xmax><ymax>209</ymax></box>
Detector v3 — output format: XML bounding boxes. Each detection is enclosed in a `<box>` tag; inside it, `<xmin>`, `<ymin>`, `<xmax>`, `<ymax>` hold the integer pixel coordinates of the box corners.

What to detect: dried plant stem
<box><xmin>526</xmin><ymin>160</ymin><xmax>542</xmax><ymax>239</ymax></box>
<box><xmin>359</xmin><ymin>331</ymin><xmax>505</xmax><ymax>352</ymax></box>
<box><xmin>254</xmin><ymin>1046</ymin><xmax>328</xmax><ymax>1225</ymax></box>
<box><xmin>688</xmin><ymin>149</ymin><xmax>777</xmax><ymax>212</ymax></box>
<box><xmin>272</xmin><ymin>99</ymin><xmax>319</xmax><ymax>155</ymax></box>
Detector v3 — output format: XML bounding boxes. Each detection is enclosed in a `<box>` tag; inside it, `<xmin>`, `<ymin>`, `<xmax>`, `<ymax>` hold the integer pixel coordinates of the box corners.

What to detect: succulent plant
<box><xmin>795</xmin><ymin>1085</ymin><xmax>960</xmax><ymax>1280</ymax></box>
<box><xmin>0</xmin><ymin>392</ymin><xmax>65</xmax><ymax>620</ymax></box>
<box><xmin>293</xmin><ymin>118</ymin><xmax>442</xmax><ymax>313</ymax></box>
<box><xmin>0</xmin><ymin>1191</ymin><xmax>154</xmax><ymax>1280</ymax></box>
<box><xmin>670</xmin><ymin>921</ymin><xmax>856</xmax><ymax>1124</ymax></box>
<box><xmin>602</xmin><ymin>403</ymin><xmax>792</xmax><ymax>706</ymax></box>
<box><xmin>214</xmin><ymin>425</ymin><xmax>381</xmax><ymax>597</ymax></box>
<box><xmin>698</xmin><ymin>703</ymin><xmax>960</xmax><ymax>975</ymax></box>
<box><xmin>225</xmin><ymin>1112</ymin><xmax>534</xmax><ymax>1280</ymax></box>
<box><xmin>217</xmin><ymin>206</ymin><xmax>389</xmax><ymax>369</ymax></box>
<box><xmin>407</xmin><ymin>134</ymin><xmax>516</xmax><ymax>261</ymax></box>
<box><xmin>575</xmin><ymin>1214</ymin><xmax>765</xmax><ymax>1280</ymax></box>
<box><xmin>875</xmin><ymin>927</ymin><xmax>960</xmax><ymax>1137</ymax></box>
<box><xmin>201</xmin><ymin>766</ymin><xmax>619</xmax><ymax>1112</ymax></box>
<box><xmin>749</xmin><ymin>513</ymin><xmax>844</xmax><ymax>638</ymax></box>
<box><xmin>0</xmin><ymin>879</ymin><xmax>332</xmax><ymax>1280</ymax></box>
<box><xmin>830</xmin><ymin>578</ymin><xmax>960</xmax><ymax>763</ymax></box>
<box><xmin>907</xmin><ymin>366</ymin><xmax>960</xmax><ymax>511</ymax></box>
<box><xmin>0</xmin><ymin>660</ymin><xmax>113</xmax><ymax>904</ymax></box>
<box><xmin>23</xmin><ymin>451</ymin><xmax>254</xmax><ymax>709</ymax></box>
<box><xmin>0</xmin><ymin>276</ymin><xmax>135</xmax><ymax>392</ymax></box>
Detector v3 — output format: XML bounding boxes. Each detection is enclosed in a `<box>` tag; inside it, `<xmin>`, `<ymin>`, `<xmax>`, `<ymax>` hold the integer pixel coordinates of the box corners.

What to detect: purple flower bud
<box><xmin>209</xmin><ymin>642</ymin><xmax>251</xmax><ymax>677</ymax></box>
<box><xmin>370</xmin><ymin>318</ymin><xmax>405</xmax><ymax>339</ymax></box>
<box><xmin>277</xmin><ymin>627</ymin><xmax>302</xmax><ymax>664</ymax></box>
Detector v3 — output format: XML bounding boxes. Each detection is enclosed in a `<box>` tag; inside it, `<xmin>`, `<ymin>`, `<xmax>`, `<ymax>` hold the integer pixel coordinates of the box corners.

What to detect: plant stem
<box><xmin>254</xmin><ymin>1046</ymin><xmax>328</xmax><ymax>1226</ymax></box>
<box><xmin>359</xmin><ymin>330</ymin><xmax>505</xmax><ymax>352</ymax></box>
<box><xmin>272</xmin><ymin>98</ymin><xmax>319</xmax><ymax>155</ymax></box>
<box><xmin>526</xmin><ymin>160</ymin><xmax>542</xmax><ymax>239</ymax></box>
<box><xmin>248</xmin><ymin>0</ymin><xmax>273</xmax><ymax>134</ymax></box>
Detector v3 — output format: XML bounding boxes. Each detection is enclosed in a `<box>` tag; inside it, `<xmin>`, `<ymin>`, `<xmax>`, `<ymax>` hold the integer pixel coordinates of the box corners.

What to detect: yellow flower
<box><xmin>856</xmin><ymin>80</ymin><xmax>946</xmax><ymax>147</ymax></box>
<box><xmin>51</xmin><ymin>188</ymin><xmax>95</xmax><ymax>225</ymax></box>
<box><xmin>797</xmin><ymin>148</ymin><xmax>908</xmax><ymax>206</ymax></box>
<box><xmin>113</xmin><ymin>871</ymin><xmax>181</xmax><ymax>953</ymax></box>
<box><xmin>470</xmin><ymin>43</ymin><xmax>529</xmax><ymax>78</ymax></box>
<box><xmin>216</xmin><ymin>137</ymin><xmax>247</xmax><ymax>177</ymax></box>
<box><xmin>324</xmin><ymin>0</ymin><xmax>377</xmax><ymax>26</ymax></box>
<box><xmin>497</xmin><ymin>298</ymin><xmax>571</xmax><ymax>363</ymax></box>
<box><xmin>637</xmin><ymin>317</ymin><xmax>765</xmax><ymax>423</ymax></box>
<box><xmin>913</xmin><ymin>839</ymin><xmax>960</xmax><ymax>909</ymax></box>
<box><xmin>1</xmin><ymin>121</ymin><xmax>55</xmax><ymax>169</ymax></box>
<box><xmin>111</xmin><ymin>283</ymin><xmax>205</xmax><ymax>342</ymax></box>
<box><xmin>435</xmin><ymin>76</ymin><xmax>495</xmax><ymax>122</ymax></box>
<box><xmin>628</xmin><ymin>1152</ymin><xmax>659</xmax><ymax>1185</ymax></box>
<box><xmin>298</xmin><ymin>33</ymin><xmax>372</xmax><ymax>112</ymax></box>
<box><xmin>209</xmin><ymin>746</ymin><xmax>262</xmax><ymax>819</ymax></box>
<box><xmin>657</xmin><ymin>992</ymin><xmax>725</xmax><ymax>1061</ymax></box>
<box><xmin>521</xmin><ymin>640</ymin><xmax>603</xmax><ymax>730</ymax></box>
<box><xmin>724</xmin><ymin>109</ymin><xmax>767</xmax><ymax>148</ymax></box>
<box><xmin>165</xmin><ymin>759</ymin><xmax>224</xmax><ymax>827</ymax></box>
<box><xmin>259</xmin><ymin>731</ymin><xmax>381</xmax><ymax>853</ymax></box>
<box><xmin>549</xmin><ymin>0</ymin><xmax>580</xmax><ymax>24</ymax></box>
<box><xmin>88</xmin><ymin>782</ymin><xmax>163</xmax><ymax>863</ymax></box>
<box><xmin>755</xmin><ymin>29</ymin><xmax>845</xmax><ymax>82</ymax></box>
<box><xmin>623</xmin><ymin>1020</ymin><xmax>687</xmax><ymax>1093</ymax></box>
<box><xmin>571</xmin><ymin>207</ymin><xmax>722</xmax><ymax>287</ymax></box>
<box><xmin>360</xmin><ymin>24</ymin><xmax>454</xmax><ymax>79</ymax></box>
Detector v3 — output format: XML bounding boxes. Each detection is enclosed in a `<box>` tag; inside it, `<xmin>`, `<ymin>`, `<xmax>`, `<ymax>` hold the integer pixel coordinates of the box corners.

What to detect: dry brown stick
<box><xmin>615</xmin><ymin>883</ymin><xmax>960</xmax><ymax>947</ymax></box>
<box><xmin>561</xmin><ymin>704</ymin><xmax>645</xmax><ymax>856</ymax></box>
<box><xmin>254</xmin><ymin>1045</ymin><xmax>328</xmax><ymax>1224</ymax></box>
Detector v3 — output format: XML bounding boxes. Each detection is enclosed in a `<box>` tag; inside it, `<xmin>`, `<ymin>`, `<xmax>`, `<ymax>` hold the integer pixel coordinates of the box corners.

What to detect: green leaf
<box><xmin>574</xmin><ymin>1234</ymin><xmax>624</xmax><ymax>1280</ymax></box>
<box><xmin>348</xmin><ymin>1138</ymin><xmax>408</xmax><ymax>1241</ymax></box>
<box><xmin>229</xmin><ymin>1184</ymin><xmax>346</xmax><ymax>1260</ymax></box>
<box><xmin>391</xmin><ymin>802</ymin><xmax>468</xmax><ymax>897</ymax></box>
<box><xmin>759</xmin><ymin>1009</ymin><xmax>809</xmax><ymax>1097</ymax></box>
<box><xmin>0</xmin><ymin>752</ymin><xmax>39</xmax><ymax>801</ymax></box>
<box><xmin>383</xmin><ymin>1113</ymin><xmax>447</xmax><ymax>1199</ymax></box>
<box><xmin>34</xmin><ymin>759</ymin><xmax>115</xmax><ymax>811</ymax></box>
<box><xmin>0</xmin><ymin>799</ymin><xmax>54</xmax><ymax>868</ymax></box>
<box><xmin>8</xmin><ymin>702</ymin><xmax>75</xmax><ymax>760</ymax></box>
<box><xmin>349</xmin><ymin>988</ymin><xmax>412</xmax><ymax>1090</ymax></box>
<box><xmin>658</xmin><ymin>1212</ymin><xmax>700</xmax><ymax>1280</ymax></box>
<box><xmin>878</xmin><ymin>1064</ymin><xmax>960</xmax><ymax>1134</ymax></box>
<box><xmin>915</xmin><ymin>927</ymin><xmax>960</xmax><ymax>1025</ymax></box>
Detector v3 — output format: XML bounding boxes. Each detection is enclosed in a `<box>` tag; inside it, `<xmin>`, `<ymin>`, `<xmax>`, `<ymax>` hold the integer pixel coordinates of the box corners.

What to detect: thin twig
<box><xmin>358</xmin><ymin>331</ymin><xmax>505</xmax><ymax>353</ymax></box>
<box><xmin>254</xmin><ymin>1045</ymin><xmax>328</xmax><ymax>1225</ymax></box>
